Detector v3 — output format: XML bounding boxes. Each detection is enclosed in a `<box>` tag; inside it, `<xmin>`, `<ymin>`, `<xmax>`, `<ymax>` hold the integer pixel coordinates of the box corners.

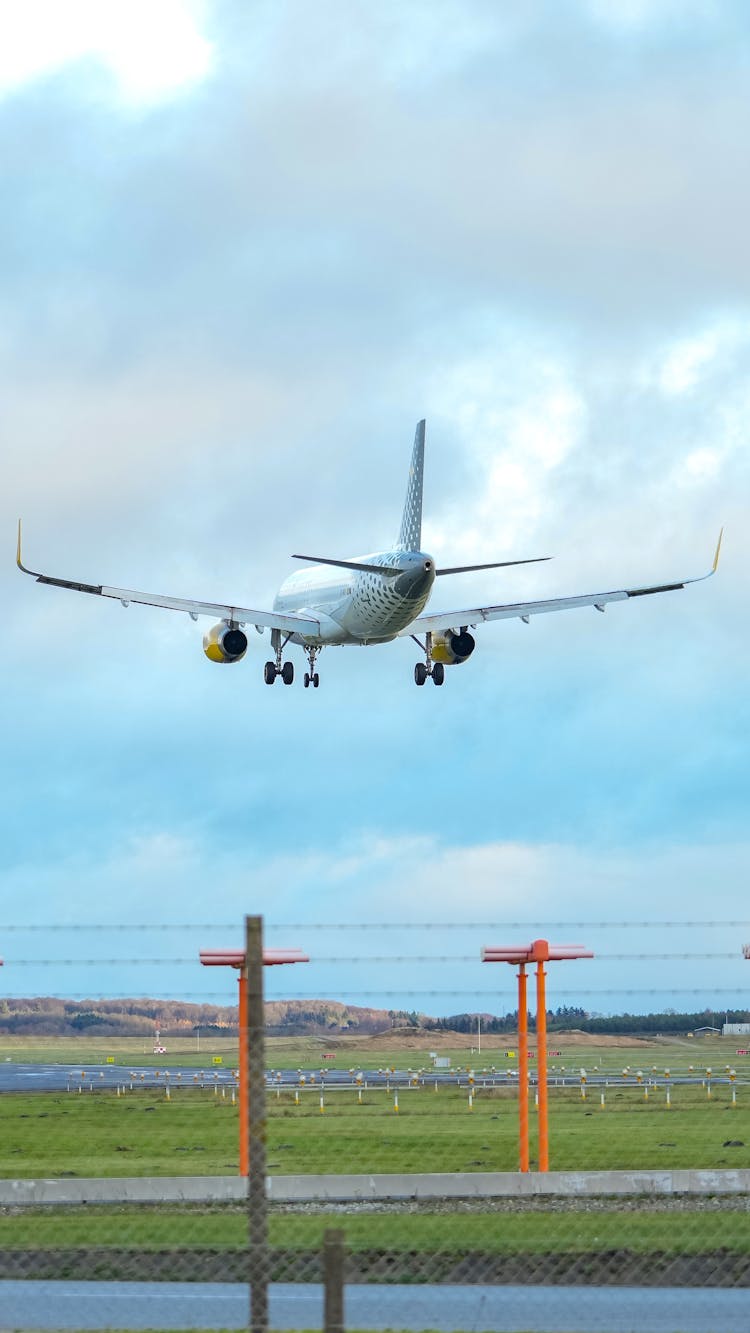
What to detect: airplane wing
<box><xmin>400</xmin><ymin>533</ymin><xmax>722</xmax><ymax>637</ymax></box>
<box><xmin>16</xmin><ymin>523</ymin><xmax>320</xmax><ymax>636</ymax></box>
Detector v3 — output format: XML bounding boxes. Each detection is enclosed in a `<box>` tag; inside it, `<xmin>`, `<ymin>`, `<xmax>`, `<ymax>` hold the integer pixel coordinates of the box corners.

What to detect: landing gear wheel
<box><xmin>304</xmin><ymin>647</ymin><xmax>321</xmax><ymax>690</ymax></box>
<box><xmin>432</xmin><ymin>662</ymin><xmax>445</xmax><ymax>686</ymax></box>
<box><xmin>414</xmin><ymin>662</ymin><xmax>427</xmax><ymax>686</ymax></box>
<box><xmin>263</xmin><ymin>661</ymin><xmax>277</xmax><ymax>685</ymax></box>
<box><xmin>281</xmin><ymin>661</ymin><xmax>294</xmax><ymax>686</ymax></box>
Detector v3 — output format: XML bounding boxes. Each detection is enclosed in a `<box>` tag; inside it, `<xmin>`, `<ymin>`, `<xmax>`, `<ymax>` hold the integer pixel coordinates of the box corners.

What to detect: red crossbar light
<box><xmin>199</xmin><ymin>948</ymin><xmax>309</xmax><ymax>968</ymax></box>
<box><xmin>482</xmin><ymin>941</ymin><xmax>593</xmax><ymax>963</ymax></box>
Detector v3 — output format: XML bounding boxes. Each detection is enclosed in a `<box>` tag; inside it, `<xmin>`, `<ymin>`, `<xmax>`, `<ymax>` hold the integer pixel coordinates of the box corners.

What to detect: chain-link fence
<box><xmin>1</xmin><ymin>915</ymin><xmax>749</xmax><ymax>1330</ymax></box>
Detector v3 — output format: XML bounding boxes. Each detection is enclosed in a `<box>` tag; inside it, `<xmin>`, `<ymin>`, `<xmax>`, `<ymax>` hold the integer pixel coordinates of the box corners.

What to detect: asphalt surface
<box><xmin>0</xmin><ymin>1061</ymin><xmax>743</xmax><ymax>1094</ymax></box>
<box><xmin>1</xmin><ymin>1280</ymin><xmax>749</xmax><ymax>1331</ymax></box>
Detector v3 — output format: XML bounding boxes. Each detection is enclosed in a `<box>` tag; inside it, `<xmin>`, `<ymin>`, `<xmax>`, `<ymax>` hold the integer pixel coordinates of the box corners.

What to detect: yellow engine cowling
<box><xmin>431</xmin><ymin>629</ymin><xmax>476</xmax><ymax>665</ymax></box>
<box><xmin>203</xmin><ymin>621</ymin><xmax>248</xmax><ymax>664</ymax></box>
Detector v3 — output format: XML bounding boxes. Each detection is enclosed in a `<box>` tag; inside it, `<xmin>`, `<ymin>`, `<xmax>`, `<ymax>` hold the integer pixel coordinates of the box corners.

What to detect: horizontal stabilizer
<box><xmin>292</xmin><ymin>554</ymin><xmax>401</xmax><ymax>577</ymax></box>
<box><xmin>436</xmin><ymin>557</ymin><xmax>551</xmax><ymax>576</ymax></box>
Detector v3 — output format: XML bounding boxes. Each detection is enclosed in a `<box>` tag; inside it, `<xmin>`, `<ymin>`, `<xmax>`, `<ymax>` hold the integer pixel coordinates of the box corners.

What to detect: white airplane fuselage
<box><xmin>273</xmin><ymin>550</ymin><xmax>437</xmax><ymax>645</ymax></box>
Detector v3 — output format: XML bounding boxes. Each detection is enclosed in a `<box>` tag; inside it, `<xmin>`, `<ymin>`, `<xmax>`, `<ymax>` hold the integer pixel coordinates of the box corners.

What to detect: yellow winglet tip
<box><xmin>713</xmin><ymin>527</ymin><xmax>723</xmax><ymax>573</ymax></box>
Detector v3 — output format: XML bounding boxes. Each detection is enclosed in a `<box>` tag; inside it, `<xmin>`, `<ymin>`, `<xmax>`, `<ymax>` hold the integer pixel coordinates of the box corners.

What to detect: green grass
<box><xmin>0</xmin><ymin>1084</ymin><xmax>748</xmax><ymax>1178</ymax></box>
<box><xmin>0</xmin><ymin>1203</ymin><xmax>746</xmax><ymax>1255</ymax></box>
<box><xmin>2</xmin><ymin>1031</ymin><xmax>748</xmax><ymax>1072</ymax></box>
<box><xmin>0</xmin><ymin>1034</ymin><xmax>239</xmax><ymax>1069</ymax></box>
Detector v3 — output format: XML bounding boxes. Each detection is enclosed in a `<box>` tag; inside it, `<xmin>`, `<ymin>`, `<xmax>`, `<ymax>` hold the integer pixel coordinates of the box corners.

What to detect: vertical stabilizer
<box><xmin>397</xmin><ymin>419</ymin><xmax>425</xmax><ymax>551</ymax></box>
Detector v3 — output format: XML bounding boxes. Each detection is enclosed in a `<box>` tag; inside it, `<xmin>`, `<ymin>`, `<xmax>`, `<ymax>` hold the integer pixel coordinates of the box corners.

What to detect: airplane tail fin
<box><xmin>397</xmin><ymin>419</ymin><xmax>425</xmax><ymax>551</ymax></box>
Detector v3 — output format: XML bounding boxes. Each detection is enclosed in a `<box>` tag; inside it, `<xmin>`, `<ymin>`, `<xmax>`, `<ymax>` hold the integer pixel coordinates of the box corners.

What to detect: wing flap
<box><xmin>400</xmin><ymin>589</ymin><xmax>629</xmax><ymax>634</ymax></box>
<box><xmin>399</xmin><ymin>535</ymin><xmax>721</xmax><ymax>636</ymax></box>
<box><xmin>97</xmin><ymin>584</ymin><xmax>319</xmax><ymax>634</ymax></box>
<box><xmin>17</xmin><ymin>523</ymin><xmax>319</xmax><ymax>636</ymax></box>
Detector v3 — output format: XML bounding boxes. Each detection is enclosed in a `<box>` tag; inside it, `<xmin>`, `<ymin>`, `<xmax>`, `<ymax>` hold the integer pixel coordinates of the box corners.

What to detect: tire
<box><xmin>281</xmin><ymin>661</ymin><xmax>294</xmax><ymax>686</ymax></box>
<box><xmin>432</xmin><ymin>662</ymin><xmax>445</xmax><ymax>686</ymax></box>
<box><xmin>414</xmin><ymin>663</ymin><xmax>427</xmax><ymax>686</ymax></box>
<box><xmin>304</xmin><ymin>672</ymin><xmax>310</xmax><ymax>689</ymax></box>
<box><xmin>313</xmin><ymin>673</ymin><xmax>320</xmax><ymax>688</ymax></box>
<box><xmin>263</xmin><ymin>661</ymin><xmax>276</xmax><ymax>685</ymax></box>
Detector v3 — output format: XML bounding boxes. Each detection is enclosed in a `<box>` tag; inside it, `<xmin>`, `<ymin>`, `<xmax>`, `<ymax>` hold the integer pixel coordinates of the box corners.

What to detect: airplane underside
<box><xmin>264</xmin><ymin>620</ymin><xmax>467</xmax><ymax>690</ymax></box>
<box><xmin>16</xmin><ymin>416</ymin><xmax>719</xmax><ymax>693</ymax></box>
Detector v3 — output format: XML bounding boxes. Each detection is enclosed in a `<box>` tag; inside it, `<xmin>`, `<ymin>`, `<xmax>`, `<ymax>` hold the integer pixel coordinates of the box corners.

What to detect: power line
<box><xmin>2</xmin><ymin>920</ymin><xmax>749</xmax><ymax>931</ymax></box>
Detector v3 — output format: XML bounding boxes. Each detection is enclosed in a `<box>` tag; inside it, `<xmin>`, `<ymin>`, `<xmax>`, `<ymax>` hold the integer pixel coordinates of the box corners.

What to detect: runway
<box><xmin>1</xmin><ymin>1280</ymin><xmax>748</xmax><ymax>1332</ymax></box>
<box><xmin>0</xmin><ymin>1060</ymin><xmax>739</xmax><ymax>1094</ymax></box>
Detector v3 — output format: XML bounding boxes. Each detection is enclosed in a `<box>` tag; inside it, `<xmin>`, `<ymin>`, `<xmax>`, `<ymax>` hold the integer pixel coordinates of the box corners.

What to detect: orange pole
<box><xmin>536</xmin><ymin>959</ymin><xmax>548</xmax><ymax>1172</ymax></box>
<box><xmin>517</xmin><ymin>964</ymin><xmax>529</xmax><ymax>1172</ymax></box>
<box><xmin>238</xmin><ymin>969</ymin><xmax>249</xmax><ymax>1177</ymax></box>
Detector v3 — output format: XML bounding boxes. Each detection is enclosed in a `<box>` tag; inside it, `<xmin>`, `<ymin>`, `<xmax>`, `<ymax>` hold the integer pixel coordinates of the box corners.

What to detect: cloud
<box><xmin>0</xmin><ymin>0</ymin><xmax>213</xmax><ymax>105</ymax></box>
<box><xmin>2</xmin><ymin>828</ymin><xmax>748</xmax><ymax>1013</ymax></box>
<box><xmin>0</xmin><ymin>3</ymin><xmax>747</xmax><ymax>1020</ymax></box>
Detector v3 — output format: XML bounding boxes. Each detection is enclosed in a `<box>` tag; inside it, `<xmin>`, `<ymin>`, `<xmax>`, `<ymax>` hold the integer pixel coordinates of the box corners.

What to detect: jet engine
<box><xmin>431</xmin><ymin>629</ymin><xmax>476</xmax><ymax>666</ymax></box>
<box><xmin>203</xmin><ymin>621</ymin><xmax>248</xmax><ymax>664</ymax></box>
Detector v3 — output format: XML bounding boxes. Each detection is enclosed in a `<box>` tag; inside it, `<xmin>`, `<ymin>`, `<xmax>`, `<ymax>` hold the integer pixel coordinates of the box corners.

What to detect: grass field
<box><xmin>2</xmin><ymin>1050</ymin><xmax>748</xmax><ymax>1287</ymax></box>
<box><xmin>2</xmin><ymin>1031</ymin><xmax>748</xmax><ymax>1073</ymax></box>
<box><xmin>0</xmin><ymin>1083</ymin><xmax>747</xmax><ymax>1178</ymax></box>
<box><xmin>2</xmin><ymin>1200</ymin><xmax>749</xmax><ymax>1254</ymax></box>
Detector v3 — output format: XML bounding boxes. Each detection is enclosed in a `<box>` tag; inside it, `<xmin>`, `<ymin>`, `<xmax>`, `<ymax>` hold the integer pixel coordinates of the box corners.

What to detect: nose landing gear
<box><xmin>412</xmin><ymin>633</ymin><xmax>444</xmax><ymax>686</ymax></box>
<box><xmin>303</xmin><ymin>646</ymin><xmax>321</xmax><ymax>689</ymax></box>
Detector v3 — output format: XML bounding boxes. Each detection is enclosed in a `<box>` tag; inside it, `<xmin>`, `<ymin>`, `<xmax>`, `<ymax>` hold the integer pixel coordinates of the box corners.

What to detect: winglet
<box><xmin>713</xmin><ymin>527</ymin><xmax>723</xmax><ymax>573</ymax></box>
<box><xmin>16</xmin><ymin>519</ymin><xmax>38</xmax><ymax>578</ymax></box>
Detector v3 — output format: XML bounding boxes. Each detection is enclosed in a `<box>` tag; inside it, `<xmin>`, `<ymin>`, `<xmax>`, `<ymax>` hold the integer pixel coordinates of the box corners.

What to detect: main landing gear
<box><xmin>264</xmin><ymin>659</ymin><xmax>294</xmax><ymax>685</ymax></box>
<box><xmin>303</xmin><ymin>646</ymin><xmax>320</xmax><ymax>689</ymax></box>
<box><xmin>412</xmin><ymin>632</ymin><xmax>444</xmax><ymax>687</ymax></box>
<box><xmin>263</xmin><ymin>635</ymin><xmax>322</xmax><ymax>689</ymax></box>
<box><xmin>263</xmin><ymin>632</ymin><xmax>294</xmax><ymax>685</ymax></box>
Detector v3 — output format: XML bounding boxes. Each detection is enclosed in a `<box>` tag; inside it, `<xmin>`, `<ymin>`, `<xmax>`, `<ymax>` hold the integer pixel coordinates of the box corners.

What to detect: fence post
<box><xmin>323</xmin><ymin>1227</ymin><xmax>346</xmax><ymax>1333</ymax></box>
<box><xmin>246</xmin><ymin>915</ymin><xmax>268</xmax><ymax>1333</ymax></box>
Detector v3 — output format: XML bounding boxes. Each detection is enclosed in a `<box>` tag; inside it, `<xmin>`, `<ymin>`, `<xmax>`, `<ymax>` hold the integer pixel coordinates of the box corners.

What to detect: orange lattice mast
<box><xmin>200</xmin><ymin>946</ymin><xmax>309</xmax><ymax>1176</ymax></box>
<box><xmin>481</xmin><ymin>940</ymin><xmax>593</xmax><ymax>1172</ymax></box>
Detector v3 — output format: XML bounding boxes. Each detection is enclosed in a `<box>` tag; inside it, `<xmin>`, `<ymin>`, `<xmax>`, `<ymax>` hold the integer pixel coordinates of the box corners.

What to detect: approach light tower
<box><xmin>481</xmin><ymin>940</ymin><xmax>593</xmax><ymax>1172</ymax></box>
<box><xmin>200</xmin><ymin>933</ymin><xmax>309</xmax><ymax>1176</ymax></box>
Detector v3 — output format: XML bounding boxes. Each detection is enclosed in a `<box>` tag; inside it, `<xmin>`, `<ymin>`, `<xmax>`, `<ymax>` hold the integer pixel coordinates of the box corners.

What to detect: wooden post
<box><xmin>245</xmin><ymin>915</ymin><xmax>268</xmax><ymax>1333</ymax></box>
<box><xmin>518</xmin><ymin>964</ymin><xmax>529</xmax><ymax>1173</ymax></box>
<box><xmin>239</xmin><ymin>970</ymin><xmax>249</xmax><ymax>1177</ymax></box>
<box><xmin>323</xmin><ymin>1227</ymin><xmax>345</xmax><ymax>1333</ymax></box>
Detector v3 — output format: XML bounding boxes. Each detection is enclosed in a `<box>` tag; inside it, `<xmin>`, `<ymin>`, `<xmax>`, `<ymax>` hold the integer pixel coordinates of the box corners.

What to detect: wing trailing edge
<box><xmin>16</xmin><ymin>521</ymin><xmax>320</xmax><ymax>636</ymax></box>
<box><xmin>400</xmin><ymin>533</ymin><xmax>723</xmax><ymax>637</ymax></box>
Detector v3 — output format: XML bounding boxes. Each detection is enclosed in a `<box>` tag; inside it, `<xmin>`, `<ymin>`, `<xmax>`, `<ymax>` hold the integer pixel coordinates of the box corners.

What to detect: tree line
<box><xmin>0</xmin><ymin>997</ymin><xmax>746</xmax><ymax>1038</ymax></box>
<box><xmin>422</xmin><ymin>1006</ymin><xmax>750</xmax><ymax>1035</ymax></box>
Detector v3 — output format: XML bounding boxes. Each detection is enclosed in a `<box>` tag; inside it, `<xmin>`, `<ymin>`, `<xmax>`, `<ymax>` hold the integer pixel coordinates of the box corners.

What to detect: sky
<box><xmin>1</xmin><ymin>0</ymin><xmax>748</xmax><ymax>1021</ymax></box>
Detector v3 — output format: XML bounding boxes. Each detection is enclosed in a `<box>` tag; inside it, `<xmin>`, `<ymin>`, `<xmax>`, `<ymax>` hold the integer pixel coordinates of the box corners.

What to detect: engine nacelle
<box><xmin>203</xmin><ymin>621</ymin><xmax>248</xmax><ymax>664</ymax></box>
<box><xmin>431</xmin><ymin>629</ymin><xmax>476</xmax><ymax>666</ymax></box>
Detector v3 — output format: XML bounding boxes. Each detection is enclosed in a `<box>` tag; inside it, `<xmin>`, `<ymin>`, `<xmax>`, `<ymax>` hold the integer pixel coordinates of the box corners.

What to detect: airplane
<box><xmin>17</xmin><ymin>419</ymin><xmax>721</xmax><ymax>690</ymax></box>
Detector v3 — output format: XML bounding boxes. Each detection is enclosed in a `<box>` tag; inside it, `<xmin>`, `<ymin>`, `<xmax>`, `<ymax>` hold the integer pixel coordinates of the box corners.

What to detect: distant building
<box><xmin>723</xmin><ymin>1022</ymin><xmax>750</xmax><ymax>1036</ymax></box>
<box><xmin>432</xmin><ymin>1056</ymin><xmax>451</xmax><ymax>1069</ymax></box>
